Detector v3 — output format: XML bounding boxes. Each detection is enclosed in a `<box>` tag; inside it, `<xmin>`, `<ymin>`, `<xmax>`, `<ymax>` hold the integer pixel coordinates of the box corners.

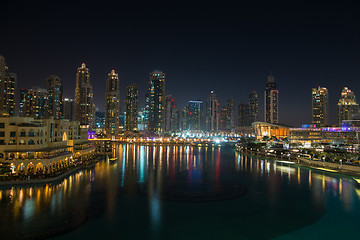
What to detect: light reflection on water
<box><xmin>0</xmin><ymin>144</ymin><xmax>360</xmax><ymax>239</ymax></box>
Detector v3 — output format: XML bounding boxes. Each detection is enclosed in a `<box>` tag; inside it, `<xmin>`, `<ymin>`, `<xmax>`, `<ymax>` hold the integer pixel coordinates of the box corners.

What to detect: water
<box><xmin>1</xmin><ymin>144</ymin><xmax>360</xmax><ymax>239</ymax></box>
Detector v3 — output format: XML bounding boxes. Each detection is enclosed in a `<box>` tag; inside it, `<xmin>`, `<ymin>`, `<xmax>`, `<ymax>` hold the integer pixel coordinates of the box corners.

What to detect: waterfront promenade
<box><xmin>0</xmin><ymin>156</ymin><xmax>103</xmax><ymax>187</ymax></box>
<box><xmin>237</xmin><ymin>146</ymin><xmax>360</xmax><ymax>179</ymax></box>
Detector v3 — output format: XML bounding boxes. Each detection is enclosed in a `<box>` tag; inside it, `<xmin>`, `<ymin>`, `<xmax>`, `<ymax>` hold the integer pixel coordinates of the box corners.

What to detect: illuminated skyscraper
<box><xmin>148</xmin><ymin>71</ymin><xmax>165</xmax><ymax>134</ymax></box>
<box><xmin>219</xmin><ymin>105</ymin><xmax>228</xmax><ymax>131</ymax></box>
<box><xmin>144</xmin><ymin>92</ymin><xmax>149</xmax><ymax>130</ymax></box>
<box><xmin>264</xmin><ymin>73</ymin><xmax>278</xmax><ymax>124</ymax></box>
<box><xmin>63</xmin><ymin>98</ymin><xmax>75</xmax><ymax>121</ymax></box>
<box><xmin>137</xmin><ymin>107</ymin><xmax>147</xmax><ymax>131</ymax></box>
<box><xmin>0</xmin><ymin>56</ymin><xmax>16</xmax><ymax>116</ymax></box>
<box><xmin>226</xmin><ymin>98</ymin><xmax>235</xmax><ymax>131</ymax></box>
<box><xmin>337</xmin><ymin>87</ymin><xmax>359</xmax><ymax>126</ymax></box>
<box><xmin>312</xmin><ymin>86</ymin><xmax>329</xmax><ymax>127</ymax></box>
<box><xmin>105</xmin><ymin>70</ymin><xmax>120</xmax><ymax>135</ymax></box>
<box><xmin>125</xmin><ymin>84</ymin><xmax>138</xmax><ymax>131</ymax></box>
<box><xmin>164</xmin><ymin>95</ymin><xmax>179</xmax><ymax>132</ymax></box>
<box><xmin>19</xmin><ymin>88</ymin><xmax>27</xmax><ymax>117</ymax></box>
<box><xmin>206</xmin><ymin>91</ymin><xmax>219</xmax><ymax>131</ymax></box>
<box><xmin>74</xmin><ymin>63</ymin><xmax>94</xmax><ymax>127</ymax></box>
<box><xmin>45</xmin><ymin>75</ymin><xmax>63</xmax><ymax>119</ymax></box>
<box><xmin>188</xmin><ymin>100</ymin><xmax>203</xmax><ymax>131</ymax></box>
<box><xmin>24</xmin><ymin>87</ymin><xmax>49</xmax><ymax>119</ymax></box>
<box><xmin>181</xmin><ymin>107</ymin><xmax>188</xmax><ymax>130</ymax></box>
<box><xmin>249</xmin><ymin>90</ymin><xmax>259</xmax><ymax>124</ymax></box>
<box><xmin>238</xmin><ymin>103</ymin><xmax>250</xmax><ymax>127</ymax></box>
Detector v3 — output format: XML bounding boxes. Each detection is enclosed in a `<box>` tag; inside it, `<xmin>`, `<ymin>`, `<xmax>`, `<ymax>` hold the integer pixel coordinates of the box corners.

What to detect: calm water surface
<box><xmin>1</xmin><ymin>144</ymin><xmax>360</xmax><ymax>239</ymax></box>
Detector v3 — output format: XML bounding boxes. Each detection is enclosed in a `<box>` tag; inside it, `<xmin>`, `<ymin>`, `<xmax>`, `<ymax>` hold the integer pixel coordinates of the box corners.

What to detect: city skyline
<box><xmin>2</xmin><ymin>3</ymin><xmax>360</xmax><ymax>127</ymax></box>
<box><xmin>3</xmin><ymin>56</ymin><xmax>360</xmax><ymax>128</ymax></box>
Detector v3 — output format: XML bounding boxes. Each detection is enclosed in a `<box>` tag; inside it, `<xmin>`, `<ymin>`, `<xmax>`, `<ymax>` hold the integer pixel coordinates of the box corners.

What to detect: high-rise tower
<box><xmin>188</xmin><ymin>100</ymin><xmax>203</xmax><ymax>131</ymax></box>
<box><xmin>219</xmin><ymin>105</ymin><xmax>228</xmax><ymax>131</ymax></box>
<box><xmin>264</xmin><ymin>73</ymin><xmax>278</xmax><ymax>124</ymax></box>
<box><xmin>226</xmin><ymin>98</ymin><xmax>235</xmax><ymax>131</ymax></box>
<box><xmin>105</xmin><ymin>70</ymin><xmax>120</xmax><ymax>135</ymax></box>
<box><xmin>63</xmin><ymin>98</ymin><xmax>75</xmax><ymax>121</ymax></box>
<box><xmin>125</xmin><ymin>84</ymin><xmax>138</xmax><ymax>132</ymax></box>
<box><xmin>238</xmin><ymin>103</ymin><xmax>250</xmax><ymax>127</ymax></box>
<box><xmin>164</xmin><ymin>95</ymin><xmax>178</xmax><ymax>132</ymax></box>
<box><xmin>312</xmin><ymin>86</ymin><xmax>329</xmax><ymax>127</ymax></box>
<box><xmin>0</xmin><ymin>56</ymin><xmax>16</xmax><ymax>116</ymax></box>
<box><xmin>249</xmin><ymin>90</ymin><xmax>259</xmax><ymax>124</ymax></box>
<box><xmin>148</xmin><ymin>71</ymin><xmax>165</xmax><ymax>134</ymax></box>
<box><xmin>74</xmin><ymin>63</ymin><xmax>94</xmax><ymax>127</ymax></box>
<box><xmin>45</xmin><ymin>75</ymin><xmax>63</xmax><ymax>119</ymax></box>
<box><xmin>337</xmin><ymin>87</ymin><xmax>359</xmax><ymax>126</ymax></box>
<box><xmin>206</xmin><ymin>91</ymin><xmax>219</xmax><ymax>131</ymax></box>
<box><xmin>19</xmin><ymin>88</ymin><xmax>28</xmax><ymax>117</ymax></box>
<box><xmin>24</xmin><ymin>87</ymin><xmax>49</xmax><ymax>119</ymax></box>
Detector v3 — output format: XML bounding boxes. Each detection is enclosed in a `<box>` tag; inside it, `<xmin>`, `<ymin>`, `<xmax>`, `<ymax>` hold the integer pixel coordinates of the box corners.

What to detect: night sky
<box><xmin>1</xmin><ymin>2</ymin><xmax>360</xmax><ymax>127</ymax></box>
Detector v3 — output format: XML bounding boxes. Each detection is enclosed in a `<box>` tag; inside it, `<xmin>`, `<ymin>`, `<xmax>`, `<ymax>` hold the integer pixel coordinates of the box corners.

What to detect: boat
<box><xmin>109</xmin><ymin>157</ymin><xmax>117</xmax><ymax>163</ymax></box>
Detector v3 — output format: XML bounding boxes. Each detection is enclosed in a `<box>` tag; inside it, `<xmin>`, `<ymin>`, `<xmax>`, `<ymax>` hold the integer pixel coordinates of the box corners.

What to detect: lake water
<box><xmin>1</xmin><ymin>144</ymin><xmax>360</xmax><ymax>239</ymax></box>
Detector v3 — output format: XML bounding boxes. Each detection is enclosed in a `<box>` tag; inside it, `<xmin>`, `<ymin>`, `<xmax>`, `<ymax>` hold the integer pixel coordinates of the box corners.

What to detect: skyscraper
<box><xmin>188</xmin><ymin>100</ymin><xmax>203</xmax><ymax>131</ymax></box>
<box><xmin>63</xmin><ymin>98</ymin><xmax>75</xmax><ymax>121</ymax></box>
<box><xmin>181</xmin><ymin>107</ymin><xmax>188</xmax><ymax>131</ymax></box>
<box><xmin>148</xmin><ymin>71</ymin><xmax>165</xmax><ymax>134</ymax></box>
<box><xmin>125</xmin><ymin>84</ymin><xmax>138</xmax><ymax>132</ymax></box>
<box><xmin>0</xmin><ymin>56</ymin><xmax>16</xmax><ymax>116</ymax></box>
<box><xmin>19</xmin><ymin>88</ymin><xmax>28</xmax><ymax>117</ymax></box>
<box><xmin>144</xmin><ymin>92</ymin><xmax>149</xmax><ymax>130</ymax></box>
<box><xmin>206</xmin><ymin>91</ymin><xmax>219</xmax><ymax>131</ymax></box>
<box><xmin>249</xmin><ymin>90</ymin><xmax>259</xmax><ymax>124</ymax></box>
<box><xmin>24</xmin><ymin>87</ymin><xmax>49</xmax><ymax>119</ymax></box>
<box><xmin>238</xmin><ymin>103</ymin><xmax>250</xmax><ymax>127</ymax></box>
<box><xmin>95</xmin><ymin>111</ymin><xmax>105</xmax><ymax>129</ymax></box>
<box><xmin>164</xmin><ymin>95</ymin><xmax>178</xmax><ymax>132</ymax></box>
<box><xmin>137</xmin><ymin>107</ymin><xmax>147</xmax><ymax>131</ymax></box>
<box><xmin>105</xmin><ymin>70</ymin><xmax>120</xmax><ymax>135</ymax></box>
<box><xmin>312</xmin><ymin>86</ymin><xmax>329</xmax><ymax>127</ymax></box>
<box><xmin>226</xmin><ymin>98</ymin><xmax>235</xmax><ymax>131</ymax></box>
<box><xmin>264</xmin><ymin>73</ymin><xmax>278</xmax><ymax>124</ymax></box>
<box><xmin>337</xmin><ymin>87</ymin><xmax>359</xmax><ymax>126</ymax></box>
<box><xmin>45</xmin><ymin>75</ymin><xmax>63</xmax><ymax>119</ymax></box>
<box><xmin>219</xmin><ymin>105</ymin><xmax>228</xmax><ymax>131</ymax></box>
<box><xmin>74</xmin><ymin>63</ymin><xmax>94</xmax><ymax>127</ymax></box>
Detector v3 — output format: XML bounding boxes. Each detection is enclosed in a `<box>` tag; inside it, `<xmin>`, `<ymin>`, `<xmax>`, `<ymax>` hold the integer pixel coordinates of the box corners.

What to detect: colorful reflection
<box><xmin>0</xmin><ymin>145</ymin><xmax>360</xmax><ymax>239</ymax></box>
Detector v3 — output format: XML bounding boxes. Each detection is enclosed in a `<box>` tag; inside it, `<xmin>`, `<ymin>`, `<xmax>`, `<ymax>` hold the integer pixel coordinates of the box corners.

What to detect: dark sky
<box><xmin>1</xmin><ymin>2</ymin><xmax>360</xmax><ymax>127</ymax></box>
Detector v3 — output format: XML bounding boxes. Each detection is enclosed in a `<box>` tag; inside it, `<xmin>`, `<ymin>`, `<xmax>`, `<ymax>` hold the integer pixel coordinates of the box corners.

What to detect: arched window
<box><xmin>20</xmin><ymin>130</ymin><xmax>26</xmax><ymax>137</ymax></box>
<box><xmin>28</xmin><ymin>139</ymin><xmax>35</xmax><ymax>145</ymax></box>
<box><xmin>29</xmin><ymin>129</ymin><xmax>35</xmax><ymax>137</ymax></box>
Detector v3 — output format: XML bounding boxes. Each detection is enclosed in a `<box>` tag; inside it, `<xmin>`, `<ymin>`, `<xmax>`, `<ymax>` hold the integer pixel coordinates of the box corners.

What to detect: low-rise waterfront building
<box><xmin>252</xmin><ymin>122</ymin><xmax>290</xmax><ymax>140</ymax></box>
<box><xmin>0</xmin><ymin>115</ymin><xmax>95</xmax><ymax>174</ymax></box>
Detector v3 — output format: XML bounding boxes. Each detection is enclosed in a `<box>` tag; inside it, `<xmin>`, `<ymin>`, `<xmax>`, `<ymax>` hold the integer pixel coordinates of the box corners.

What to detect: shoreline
<box><xmin>237</xmin><ymin>149</ymin><xmax>360</xmax><ymax>181</ymax></box>
<box><xmin>0</xmin><ymin>156</ymin><xmax>104</xmax><ymax>187</ymax></box>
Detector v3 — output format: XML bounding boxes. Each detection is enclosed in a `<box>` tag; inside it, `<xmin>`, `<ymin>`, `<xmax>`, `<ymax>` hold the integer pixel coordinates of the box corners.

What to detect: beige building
<box><xmin>75</xmin><ymin>63</ymin><xmax>94</xmax><ymax>128</ymax></box>
<box><xmin>0</xmin><ymin>115</ymin><xmax>95</xmax><ymax>174</ymax></box>
<box><xmin>337</xmin><ymin>87</ymin><xmax>359</xmax><ymax>126</ymax></box>
<box><xmin>105</xmin><ymin>70</ymin><xmax>120</xmax><ymax>135</ymax></box>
